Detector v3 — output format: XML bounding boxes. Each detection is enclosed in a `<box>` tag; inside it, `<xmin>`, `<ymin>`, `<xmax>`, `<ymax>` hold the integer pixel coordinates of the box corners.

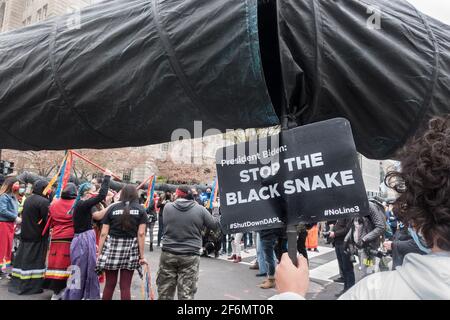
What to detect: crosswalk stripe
<box><xmin>309</xmin><ymin>259</ymin><xmax>340</xmax><ymax>282</ymax></box>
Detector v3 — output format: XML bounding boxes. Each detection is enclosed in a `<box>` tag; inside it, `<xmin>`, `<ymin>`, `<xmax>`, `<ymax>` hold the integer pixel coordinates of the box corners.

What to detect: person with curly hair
<box><xmin>271</xmin><ymin>115</ymin><xmax>450</xmax><ymax>300</ymax></box>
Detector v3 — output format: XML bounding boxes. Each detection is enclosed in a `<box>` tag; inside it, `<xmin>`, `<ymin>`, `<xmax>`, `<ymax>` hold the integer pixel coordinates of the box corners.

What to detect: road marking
<box><xmin>309</xmin><ymin>259</ymin><xmax>340</xmax><ymax>282</ymax></box>
<box><xmin>224</xmin><ymin>293</ymin><xmax>241</xmax><ymax>300</ymax></box>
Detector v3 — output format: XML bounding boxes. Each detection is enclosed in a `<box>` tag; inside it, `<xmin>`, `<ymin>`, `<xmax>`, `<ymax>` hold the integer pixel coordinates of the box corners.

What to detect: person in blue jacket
<box><xmin>0</xmin><ymin>177</ymin><xmax>21</xmax><ymax>278</ymax></box>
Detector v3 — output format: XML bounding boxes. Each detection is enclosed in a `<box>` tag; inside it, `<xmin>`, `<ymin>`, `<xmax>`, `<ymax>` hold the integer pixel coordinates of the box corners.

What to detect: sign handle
<box><xmin>286</xmin><ymin>224</ymin><xmax>298</xmax><ymax>267</ymax></box>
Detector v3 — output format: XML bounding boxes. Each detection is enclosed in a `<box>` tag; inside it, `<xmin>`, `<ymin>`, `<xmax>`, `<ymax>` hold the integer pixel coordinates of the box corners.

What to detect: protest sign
<box><xmin>216</xmin><ymin>118</ymin><xmax>369</xmax><ymax>233</ymax></box>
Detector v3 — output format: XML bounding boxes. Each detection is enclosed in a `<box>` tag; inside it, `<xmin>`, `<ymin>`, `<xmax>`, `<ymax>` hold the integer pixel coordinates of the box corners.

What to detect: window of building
<box><xmin>26</xmin><ymin>16</ymin><xmax>31</xmax><ymax>25</ymax></box>
<box><xmin>160</xmin><ymin>143</ymin><xmax>169</xmax><ymax>152</ymax></box>
<box><xmin>37</xmin><ymin>9</ymin><xmax>42</xmax><ymax>21</ymax></box>
<box><xmin>0</xmin><ymin>2</ymin><xmax>5</xmax><ymax>30</ymax></box>
<box><xmin>122</xmin><ymin>169</ymin><xmax>132</xmax><ymax>183</ymax></box>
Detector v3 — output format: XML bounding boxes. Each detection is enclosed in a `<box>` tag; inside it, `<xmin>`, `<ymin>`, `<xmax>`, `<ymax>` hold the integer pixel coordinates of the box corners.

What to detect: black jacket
<box><xmin>146</xmin><ymin>200</ymin><xmax>157</xmax><ymax>224</ymax></box>
<box><xmin>73</xmin><ymin>176</ymin><xmax>110</xmax><ymax>234</ymax></box>
<box><xmin>333</xmin><ymin>218</ymin><xmax>351</xmax><ymax>244</ymax></box>
<box><xmin>392</xmin><ymin>226</ymin><xmax>424</xmax><ymax>269</ymax></box>
<box><xmin>345</xmin><ymin>201</ymin><xmax>386</xmax><ymax>250</ymax></box>
<box><xmin>20</xmin><ymin>180</ymin><xmax>50</xmax><ymax>242</ymax></box>
<box><xmin>260</xmin><ymin>227</ymin><xmax>285</xmax><ymax>241</ymax></box>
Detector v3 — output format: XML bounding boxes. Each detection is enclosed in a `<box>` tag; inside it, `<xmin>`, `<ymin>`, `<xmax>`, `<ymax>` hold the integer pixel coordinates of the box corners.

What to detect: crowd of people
<box><xmin>0</xmin><ymin>115</ymin><xmax>448</xmax><ymax>300</ymax></box>
<box><xmin>0</xmin><ymin>170</ymin><xmax>225</xmax><ymax>300</ymax></box>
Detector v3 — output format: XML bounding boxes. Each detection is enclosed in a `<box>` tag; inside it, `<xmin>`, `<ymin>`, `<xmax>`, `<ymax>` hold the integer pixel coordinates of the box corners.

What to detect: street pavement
<box><xmin>0</xmin><ymin>227</ymin><xmax>347</xmax><ymax>300</ymax></box>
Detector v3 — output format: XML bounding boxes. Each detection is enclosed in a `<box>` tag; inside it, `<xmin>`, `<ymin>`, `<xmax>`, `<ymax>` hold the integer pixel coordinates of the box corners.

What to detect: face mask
<box><xmin>19</xmin><ymin>188</ymin><xmax>26</xmax><ymax>195</ymax></box>
<box><xmin>408</xmin><ymin>227</ymin><xmax>432</xmax><ymax>254</ymax></box>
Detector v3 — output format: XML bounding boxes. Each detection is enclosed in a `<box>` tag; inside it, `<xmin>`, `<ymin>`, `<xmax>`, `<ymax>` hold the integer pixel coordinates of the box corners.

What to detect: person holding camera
<box><xmin>343</xmin><ymin>200</ymin><xmax>386</xmax><ymax>278</ymax></box>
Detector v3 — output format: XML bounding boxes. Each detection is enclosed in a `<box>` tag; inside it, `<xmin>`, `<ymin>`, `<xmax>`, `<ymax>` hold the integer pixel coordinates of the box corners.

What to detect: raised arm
<box><xmin>202</xmin><ymin>206</ymin><xmax>221</xmax><ymax>230</ymax></box>
<box><xmin>81</xmin><ymin>175</ymin><xmax>111</xmax><ymax>208</ymax></box>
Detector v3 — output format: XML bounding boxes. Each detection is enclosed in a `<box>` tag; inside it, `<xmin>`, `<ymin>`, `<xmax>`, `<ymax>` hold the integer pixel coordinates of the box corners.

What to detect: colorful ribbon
<box><xmin>209</xmin><ymin>177</ymin><xmax>218</xmax><ymax>209</ymax></box>
<box><xmin>144</xmin><ymin>175</ymin><xmax>156</xmax><ymax>209</ymax></box>
<box><xmin>43</xmin><ymin>152</ymin><xmax>70</xmax><ymax>196</ymax></box>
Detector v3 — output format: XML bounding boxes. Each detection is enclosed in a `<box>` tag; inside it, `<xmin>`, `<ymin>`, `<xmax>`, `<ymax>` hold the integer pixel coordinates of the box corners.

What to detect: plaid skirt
<box><xmin>96</xmin><ymin>236</ymin><xmax>140</xmax><ymax>273</ymax></box>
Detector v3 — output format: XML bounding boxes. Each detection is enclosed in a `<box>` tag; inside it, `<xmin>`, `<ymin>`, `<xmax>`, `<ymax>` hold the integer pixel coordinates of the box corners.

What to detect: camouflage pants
<box><xmin>156</xmin><ymin>251</ymin><xmax>200</xmax><ymax>300</ymax></box>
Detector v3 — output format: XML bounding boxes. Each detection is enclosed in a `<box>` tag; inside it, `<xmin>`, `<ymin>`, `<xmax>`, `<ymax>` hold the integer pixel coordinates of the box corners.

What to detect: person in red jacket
<box><xmin>42</xmin><ymin>183</ymin><xmax>77</xmax><ymax>300</ymax></box>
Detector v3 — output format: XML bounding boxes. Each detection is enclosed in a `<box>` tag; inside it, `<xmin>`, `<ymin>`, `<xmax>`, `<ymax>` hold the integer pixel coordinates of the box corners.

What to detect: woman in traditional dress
<box><xmin>63</xmin><ymin>172</ymin><xmax>111</xmax><ymax>300</ymax></box>
<box><xmin>0</xmin><ymin>177</ymin><xmax>21</xmax><ymax>278</ymax></box>
<box><xmin>9</xmin><ymin>180</ymin><xmax>49</xmax><ymax>295</ymax></box>
<box><xmin>97</xmin><ymin>185</ymin><xmax>148</xmax><ymax>300</ymax></box>
<box><xmin>42</xmin><ymin>183</ymin><xmax>77</xmax><ymax>300</ymax></box>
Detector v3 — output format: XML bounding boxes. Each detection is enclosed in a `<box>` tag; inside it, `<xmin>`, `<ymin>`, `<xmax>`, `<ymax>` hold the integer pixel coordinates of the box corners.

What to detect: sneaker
<box><xmin>6</xmin><ymin>274</ymin><xmax>12</xmax><ymax>280</ymax></box>
<box><xmin>233</xmin><ymin>256</ymin><xmax>242</xmax><ymax>263</ymax></box>
<box><xmin>314</xmin><ymin>248</ymin><xmax>319</xmax><ymax>252</ymax></box>
<box><xmin>227</xmin><ymin>254</ymin><xmax>236</xmax><ymax>260</ymax></box>
<box><xmin>333</xmin><ymin>277</ymin><xmax>345</xmax><ymax>283</ymax></box>
<box><xmin>51</xmin><ymin>290</ymin><xmax>65</xmax><ymax>300</ymax></box>
<box><xmin>259</xmin><ymin>278</ymin><xmax>276</xmax><ymax>289</ymax></box>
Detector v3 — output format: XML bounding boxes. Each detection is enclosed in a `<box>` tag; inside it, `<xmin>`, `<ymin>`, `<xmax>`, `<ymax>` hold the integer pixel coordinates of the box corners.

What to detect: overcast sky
<box><xmin>407</xmin><ymin>0</ymin><xmax>450</xmax><ymax>24</ymax></box>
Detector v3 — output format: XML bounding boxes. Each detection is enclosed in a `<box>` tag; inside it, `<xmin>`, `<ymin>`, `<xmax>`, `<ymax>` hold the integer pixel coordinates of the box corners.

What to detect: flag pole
<box><xmin>70</xmin><ymin>150</ymin><xmax>122</xmax><ymax>181</ymax></box>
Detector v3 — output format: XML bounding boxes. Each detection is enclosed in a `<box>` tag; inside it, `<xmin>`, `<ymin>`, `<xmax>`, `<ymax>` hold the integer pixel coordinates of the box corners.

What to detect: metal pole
<box><xmin>280</xmin><ymin>93</ymin><xmax>298</xmax><ymax>266</ymax></box>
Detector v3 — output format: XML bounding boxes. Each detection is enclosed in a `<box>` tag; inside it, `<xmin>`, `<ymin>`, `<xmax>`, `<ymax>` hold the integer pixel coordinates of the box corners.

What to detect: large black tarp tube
<box><xmin>0</xmin><ymin>0</ymin><xmax>278</xmax><ymax>150</ymax></box>
<box><xmin>109</xmin><ymin>180</ymin><xmax>210</xmax><ymax>193</ymax></box>
<box><xmin>16</xmin><ymin>172</ymin><xmax>81</xmax><ymax>185</ymax></box>
<box><xmin>0</xmin><ymin>0</ymin><xmax>449</xmax><ymax>159</ymax></box>
<box><xmin>273</xmin><ymin>0</ymin><xmax>450</xmax><ymax>159</ymax></box>
<box><xmin>14</xmin><ymin>172</ymin><xmax>209</xmax><ymax>193</ymax></box>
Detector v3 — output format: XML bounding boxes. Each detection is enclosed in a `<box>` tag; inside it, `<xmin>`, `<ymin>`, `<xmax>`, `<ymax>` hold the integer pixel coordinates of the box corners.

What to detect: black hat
<box><xmin>61</xmin><ymin>183</ymin><xmax>78</xmax><ymax>200</ymax></box>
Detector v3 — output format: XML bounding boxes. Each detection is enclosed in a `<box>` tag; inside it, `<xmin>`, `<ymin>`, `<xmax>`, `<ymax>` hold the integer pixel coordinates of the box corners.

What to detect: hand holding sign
<box><xmin>216</xmin><ymin>118</ymin><xmax>369</xmax><ymax>234</ymax></box>
<box><xmin>275</xmin><ymin>253</ymin><xmax>309</xmax><ymax>298</ymax></box>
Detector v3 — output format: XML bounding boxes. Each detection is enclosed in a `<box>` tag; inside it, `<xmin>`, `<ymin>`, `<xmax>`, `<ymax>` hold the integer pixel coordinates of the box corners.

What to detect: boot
<box><xmin>227</xmin><ymin>254</ymin><xmax>236</xmax><ymax>260</ymax></box>
<box><xmin>259</xmin><ymin>277</ymin><xmax>276</xmax><ymax>289</ymax></box>
<box><xmin>233</xmin><ymin>256</ymin><xmax>242</xmax><ymax>263</ymax></box>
